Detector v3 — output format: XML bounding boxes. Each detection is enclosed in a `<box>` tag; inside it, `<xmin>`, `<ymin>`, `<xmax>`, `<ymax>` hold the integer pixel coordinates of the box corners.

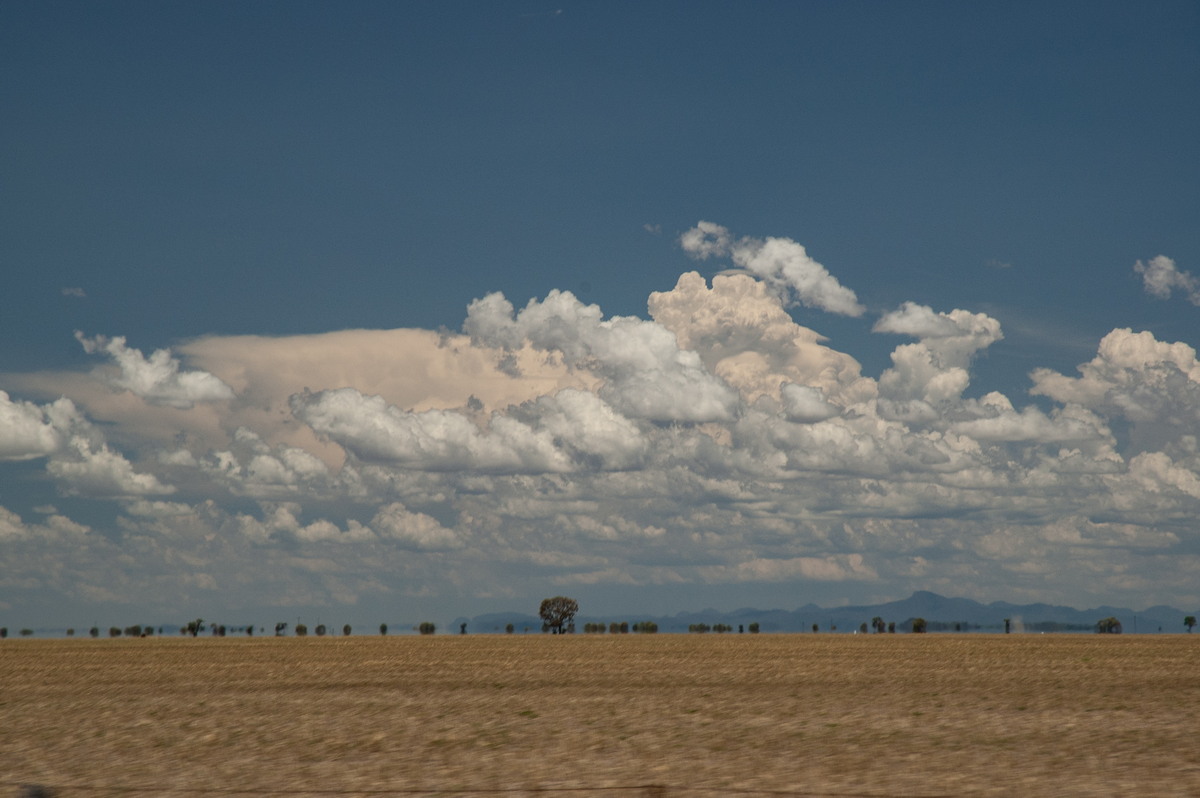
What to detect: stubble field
<box><xmin>2</xmin><ymin>634</ymin><xmax>1198</xmax><ymax>797</ymax></box>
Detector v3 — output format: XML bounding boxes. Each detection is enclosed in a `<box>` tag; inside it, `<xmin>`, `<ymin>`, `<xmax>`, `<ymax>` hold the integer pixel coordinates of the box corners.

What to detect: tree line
<box><xmin>5</xmin><ymin>608</ymin><xmax>1195</xmax><ymax>639</ymax></box>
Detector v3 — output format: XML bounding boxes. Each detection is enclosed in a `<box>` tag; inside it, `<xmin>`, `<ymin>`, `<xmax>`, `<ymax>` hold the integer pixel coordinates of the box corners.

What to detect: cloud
<box><xmin>1031</xmin><ymin>328</ymin><xmax>1200</xmax><ymax>455</ymax></box>
<box><xmin>76</xmin><ymin>332</ymin><xmax>235</xmax><ymax>409</ymax></box>
<box><xmin>464</xmin><ymin>288</ymin><xmax>739</xmax><ymax>422</ymax></box>
<box><xmin>1134</xmin><ymin>255</ymin><xmax>1200</xmax><ymax>305</ymax></box>
<box><xmin>61</xmin><ymin>287</ymin><xmax>86</xmax><ymax>298</ymax></box>
<box><xmin>3</xmin><ymin>223</ymin><xmax>1200</xmax><ymax>620</ymax></box>
<box><xmin>47</xmin><ymin>437</ymin><xmax>175</xmax><ymax>497</ymax></box>
<box><xmin>0</xmin><ymin>391</ymin><xmax>79</xmax><ymax>461</ymax></box>
<box><xmin>874</xmin><ymin>302</ymin><xmax>1003</xmax><ymax>404</ymax></box>
<box><xmin>680</xmin><ymin>221</ymin><xmax>865</xmax><ymax>316</ymax></box>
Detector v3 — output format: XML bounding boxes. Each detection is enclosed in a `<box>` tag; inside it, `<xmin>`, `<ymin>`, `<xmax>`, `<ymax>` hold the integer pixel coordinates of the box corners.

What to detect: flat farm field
<box><xmin>2</xmin><ymin>634</ymin><xmax>1198</xmax><ymax>797</ymax></box>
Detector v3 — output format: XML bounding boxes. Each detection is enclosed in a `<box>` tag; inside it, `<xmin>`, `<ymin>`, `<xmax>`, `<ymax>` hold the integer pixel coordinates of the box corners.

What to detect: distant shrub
<box><xmin>812</xmin><ymin>624</ymin><xmax>819</xmax><ymax>633</ymax></box>
<box><xmin>315</xmin><ymin>624</ymin><xmax>326</xmax><ymax>636</ymax></box>
<box><xmin>343</xmin><ymin>624</ymin><xmax>352</xmax><ymax>636</ymax></box>
<box><xmin>275</xmin><ymin>622</ymin><xmax>288</xmax><ymax>636</ymax></box>
<box><xmin>419</xmin><ymin>622</ymin><xmax>436</xmax><ymax>635</ymax></box>
<box><xmin>295</xmin><ymin>624</ymin><xmax>308</xmax><ymax>637</ymax></box>
<box><xmin>380</xmin><ymin>623</ymin><xmax>388</xmax><ymax>636</ymax></box>
<box><xmin>505</xmin><ymin>623</ymin><xmax>514</xmax><ymax>634</ymax></box>
<box><xmin>66</xmin><ymin>628</ymin><xmax>75</xmax><ymax>637</ymax></box>
<box><xmin>911</xmin><ymin>618</ymin><xmax>928</xmax><ymax>634</ymax></box>
<box><xmin>688</xmin><ymin>624</ymin><xmax>711</xmax><ymax>633</ymax></box>
<box><xmin>20</xmin><ymin>628</ymin><xmax>34</xmax><ymax>637</ymax></box>
<box><xmin>748</xmin><ymin>622</ymin><xmax>760</xmax><ymax>633</ymax></box>
<box><xmin>89</xmin><ymin>627</ymin><xmax>99</xmax><ymax>638</ymax></box>
<box><xmin>124</xmin><ymin>625</ymin><xmax>142</xmax><ymax>637</ymax></box>
<box><xmin>0</xmin><ymin>627</ymin><xmax>7</xmax><ymax>638</ymax></box>
<box><xmin>632</xmin><ymin>621</ymin><xmax>657</xmax><ymax>633</ymax></box>
<box><xmin>109</xmin><ymin>627</ymin><xmax>122</xmax><ymax>638</ymax></box>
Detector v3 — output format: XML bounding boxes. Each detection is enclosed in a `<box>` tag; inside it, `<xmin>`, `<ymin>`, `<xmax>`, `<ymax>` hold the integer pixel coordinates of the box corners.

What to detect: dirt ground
<box><xmin>2</xmin><ymin>634</ymin><xmax>1197</xmax><ymax>797</ymax></box>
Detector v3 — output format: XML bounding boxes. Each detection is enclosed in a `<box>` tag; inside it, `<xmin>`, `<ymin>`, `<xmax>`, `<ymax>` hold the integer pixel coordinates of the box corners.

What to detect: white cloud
<box><xmin>0</xmin><ymin>391</ymin><xmax>79</xmax><ymax>461</ymax></box>
<box><xmin>874</xmin><ymin>303</ymin><xmax>1003</xmax><ymax>404</ymax></box>
<box><xmin>464</xmin><ymin>288</ymin><xmax>739</xmax><ymax>423</ymax></box>
<box><xmin>4</xmin><ymin>224</ymin><xmax>1200</xmax><ymax>619</ymax></box>
<box><xmin>48</xmin><ymin>437</ymin><xmax>175</xmax><ymax>497</ymax></box>
<box><xmin>1134</xmin><ymin>255</ymin><xmax>1200</xmax><ymax>305</ymax></box>
<box><xmin>291</xmin><ymin>387</ymin><xmax>572</xmax><ymax>473</ymax></box>
<box><xmin>371</xmin><ymin>503</ymin><xmax>462</xmax><ymax>550</ymax></box>
<box><xmin>680</xmin><ymin>221</ymin><xmax>865</xmax><ymax>317</ymax></box>
<box><xmin>75</xmin><ymin>332</ymin><xmax>236</xmax><ymax>409</ymax></box>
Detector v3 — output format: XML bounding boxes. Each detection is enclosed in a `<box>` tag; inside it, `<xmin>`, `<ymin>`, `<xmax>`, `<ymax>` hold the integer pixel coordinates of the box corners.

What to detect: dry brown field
<box><xmin>2</xmin><ymin>634</ymin><xmax>1198</xmax><ymax>797</ymax></box>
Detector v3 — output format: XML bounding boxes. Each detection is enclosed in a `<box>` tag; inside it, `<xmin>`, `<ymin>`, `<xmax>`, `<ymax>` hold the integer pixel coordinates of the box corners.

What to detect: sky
<box><xmin>2</xmin><ymin>1</ymin><xmax>1199</xmax><ymax>629</ymax></box>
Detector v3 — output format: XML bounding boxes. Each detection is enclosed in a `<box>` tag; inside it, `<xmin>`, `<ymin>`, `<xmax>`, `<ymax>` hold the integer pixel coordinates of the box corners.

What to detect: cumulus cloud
<box><xmin>48</xmin><ymin>437</ymin><xmax>175</xmax><ymax>497</ymax></box>
<box><xmin>76</xmin><ymin>332</ymin><xmax>235</xmax><ymax>409</ymax></box>
<box><xmin>3</xmin><ymin>223</ymin><xmax>1200</xmax><ymax>620</ymax></box>
<box><xmin>1135</xmin><ymin>255</ymin><xmax>1200</xmax><ymax>305</ymax></box>
<box><xmin>464</xmin><ymin>289</ymin><xmax>739</xmax><ymax>423</ymax></box>
<box><xmin>874</xmin><ymin>303</ymin><xmax>1003</xmax><ymax>404</ymax></box>
<box><xmin>1031</xmin><ymin>328</ymin><xmax>1200</xmax><ymax>455</ymax></box>
<box><xmin>680</xmin><ymin>221</ymin><xmax>865</xmax><ymax>316</ymax></box>
<box><xmin>0</xmin><ymin>391</ymin><xmax>80</xmax><ymax>461</ymax></box>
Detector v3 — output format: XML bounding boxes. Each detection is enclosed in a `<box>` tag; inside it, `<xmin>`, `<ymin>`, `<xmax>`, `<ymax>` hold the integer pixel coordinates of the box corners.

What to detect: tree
<box><xmin>184</xmin><ymin>619</ymin><xmax>205</xmax><ymax>637</ymax></box>
<box><xmin>295</xmin><ymin>623</ymin><xmax>308</xmax><ymax>636</ymax></box>
<box><xmin>911</xmin><ymin>618</ymin><xmax>927</xmax><ymax>634</ymax></box>
<box><xmin>748</xmin><ymin>622</ymin><xmax>760</xmax><ymax>633</ymax></box>
<box><xmin>419</xmin><ymin>622</ymin><xmax>436</xmax><ymax>635</ymax></box>
<box><xmin>1096</xmin><ymin>617</ymin><xmax>1122</xmax><ymax>634</ymax></box>
<box><xmin>343</xmin><ymin>624</ymin><xmax>352</xmax><ymax>636</ymax></box>
<box><xmin>275</xmin><ymin>622</ymin><xmax>288</xmax><ymax>636</ymax></box>
<box><xmin>539</xmin><ymin>596</ymin><xmax>579</xmax><ymax>635</ymax></box>
<box><xmin>0</xmin><ymin>627</ymin><xmax>6</xmax><ymax>638</ymax></box>
<box><xmin>380</xmin><ymin>623</ymin><xmax>388</xmax><ymax>636</ymax></box>
<box><xmin>1185</xmin><ymin>616</ymin><xmax>1196</xmax><ymax>633</ymax></box>
<box><xmin>89</xmin><ymin>627</ymin><xmax>99</xmax><ymax>638</ymax></box>
<box><xmin>505</xmin><ymin>623</ymin><xmax>514</xmax><ymax>634</ymax></box>
<box><xmin>872</xmin><ymin>616</ymin><xmax>886</xmax><ymax>634</ymax></box>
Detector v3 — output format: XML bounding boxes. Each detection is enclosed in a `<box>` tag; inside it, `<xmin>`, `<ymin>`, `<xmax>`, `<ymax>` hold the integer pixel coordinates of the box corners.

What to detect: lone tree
<box><xmin>539</xmin><ymin>596</ymin><xmax>579</xmax><ymax>635</ymax></box>
<box><xmin>1096</xmin><ymin>617</ymin><xmax>1123</xmax><ymax>634</ymax></box>
<box><xmin>911</xmin><ymin>617</ymin><xmax>928</xmax><ymax>634</ymax></box>
<box><xmin>1185</xmin><ymin>616</ymin><xmax>1196</xmax><ymax>633</ymax></box>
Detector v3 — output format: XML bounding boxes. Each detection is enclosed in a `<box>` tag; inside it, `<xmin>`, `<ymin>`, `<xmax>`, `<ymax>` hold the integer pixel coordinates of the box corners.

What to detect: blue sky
<box><xmin>2</xmin><ymin>1</ymin><xmax>1199</xmax><ymax>629</ymax></box>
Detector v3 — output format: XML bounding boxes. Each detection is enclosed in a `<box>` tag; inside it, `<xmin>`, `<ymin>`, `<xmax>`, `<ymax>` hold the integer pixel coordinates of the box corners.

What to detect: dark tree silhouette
<box><xmin>1096</xmin><ymin>617</ymin><xmax>1122</xmax><ymax>634</ymax></box>
<box><xmin>539</xmin><ymin>596</ymin><xmax>579</xmax><ymax>634</ymax></box>
<box><xmin>184</xmin><ymin>619</ymin><xmax>205</xmax><ymax>637</ymax></box>
<box><xmin>1185</xmin><ymin>615</ymin><xmax>1196</xmax><ymax>633</ymax></box>
<box><xmin>380</xmin><ymin>623</ymin><xmax>388</xmax><ymax>636</ymax></box>
<box><xmin>911</xmin><ymin>618</ymin><xmax>928</xmax><ymax>634</ymax></box>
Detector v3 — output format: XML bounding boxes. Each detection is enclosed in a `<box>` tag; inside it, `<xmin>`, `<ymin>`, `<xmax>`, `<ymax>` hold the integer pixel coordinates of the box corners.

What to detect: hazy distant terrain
<box><xmin>461</xmin><ymin>590</ymin><xmax>1196</xmax><ymax>635</ymax></box>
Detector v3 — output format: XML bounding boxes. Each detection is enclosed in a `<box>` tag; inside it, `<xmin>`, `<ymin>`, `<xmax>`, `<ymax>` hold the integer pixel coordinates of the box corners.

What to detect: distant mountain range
<box><xmin>457</xmin><ymin>591</ymin><xmax>1198</xmax><ymax>634</ymax></box>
